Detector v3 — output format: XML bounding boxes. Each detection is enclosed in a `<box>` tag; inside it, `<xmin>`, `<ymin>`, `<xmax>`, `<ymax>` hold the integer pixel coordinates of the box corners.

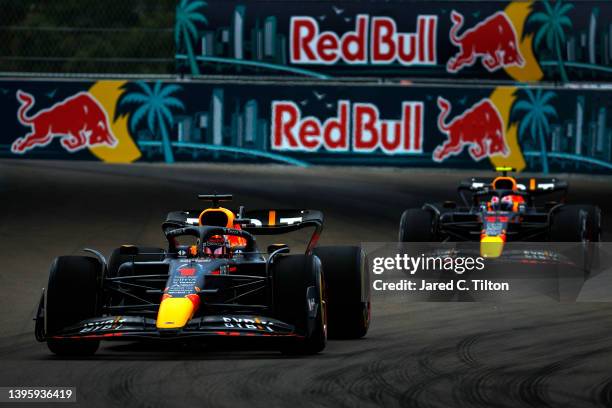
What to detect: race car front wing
<box><xmin>39</xmin><ymin>315</ymin><xmax>299</xmax><ymax>341</ymax></box>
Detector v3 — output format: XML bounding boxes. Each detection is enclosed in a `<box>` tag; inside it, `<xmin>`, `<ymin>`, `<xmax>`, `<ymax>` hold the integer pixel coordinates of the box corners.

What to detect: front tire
<box><xmin>272</xmin><ymin>254</ymin><xmax>326</xmax><ymax>354</ymax></box>
<box><xmin>399</xmin><ymin>208</ymin><xmax>437</xmax><ymax>242</ymax></box>
<box><xmin>45</xmin><ymin>256</ymin><xmax>102</xmax><ymax>356</ymax></box>
<box><xmin>550</xmin><ymin>205</ymin><xmax>601</xmax><ymax>242</ymax></box>
<box><xmin>550</xmin><ymin>205</ymin><xmax>602</xmax><ymax>277</ymax></box>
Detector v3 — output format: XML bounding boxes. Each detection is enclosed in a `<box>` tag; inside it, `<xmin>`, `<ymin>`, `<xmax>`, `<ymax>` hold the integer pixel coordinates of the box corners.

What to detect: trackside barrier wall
<box><xmin>1</xmin><ymin>79</ymin><xmax>610</xmax><ymax>173</ymax></box>
<box><xmin>175</xmin><ymin>0</ymin><xmax>612</xmax><ymax>83</ymax></box>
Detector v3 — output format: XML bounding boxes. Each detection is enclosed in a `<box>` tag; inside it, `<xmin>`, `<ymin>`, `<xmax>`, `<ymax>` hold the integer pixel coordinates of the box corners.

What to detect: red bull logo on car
<box><xmin>446</xmin><ymin>10</ymin><xmax>524</xmax><ymax>73</ymax></box>
<box><xmin>434</xmin><ymin>96</ymin><xmax>509</xmax><ymax>162</ymax></box>
<box><xmin>11</xmin><ymin>90</ymin><xmax>118</xmax><ymax>154</ymax></box>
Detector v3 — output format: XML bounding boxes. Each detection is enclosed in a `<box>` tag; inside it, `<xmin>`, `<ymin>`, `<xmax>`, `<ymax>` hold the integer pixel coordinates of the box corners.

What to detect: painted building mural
<box><xmin>174</xmin><ymin>0</ymin><xmax>612</xmax><ymax>82</ymax></box>
<box><xmin>1</xmin><ymin>79</ymin><xmax>610</xmax><ymax>173</ymax></box>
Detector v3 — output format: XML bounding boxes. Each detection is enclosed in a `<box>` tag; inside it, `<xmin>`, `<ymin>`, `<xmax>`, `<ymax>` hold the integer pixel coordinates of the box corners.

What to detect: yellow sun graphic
<box><xmin>488</xmin><ymin>1</ymin><xmax>543</xmax><ymax>172</ymax></box>
<box><xmin>88</xmin><ymin>80</ymin><xmax>141</xmax><ymax>163</ymax></box>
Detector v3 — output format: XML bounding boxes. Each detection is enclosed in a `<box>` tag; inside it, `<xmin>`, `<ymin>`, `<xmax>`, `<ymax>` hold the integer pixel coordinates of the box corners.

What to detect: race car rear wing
<box><xmin>163</xmin><ymin>209</ymin><xmax>323</xmax><ymax>252</ymax></box>
<box><xmin>240</xmin><ymin>208</ymin><xmax>322</xmax><ymax>230</ymax></box>
<box><xmin>458</xmin><ymin>177</ymin><xmax>568</xmax><ymax>195</ymax></box>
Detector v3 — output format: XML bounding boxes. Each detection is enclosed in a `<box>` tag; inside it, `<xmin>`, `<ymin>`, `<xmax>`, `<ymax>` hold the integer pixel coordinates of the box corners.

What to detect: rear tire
<box><xmin>46</xmin><ymin>256</ymin><xmax>101</xmax><ymax>356</ymax></box>
<box><xmin>399</xmin><ymin>208</ymin><xmax>436</xmax><ymax>242</ymax></box>
<box><xmin>313</xmin><ymin>246</ymin><xmax>370</xmax><ymax>339</ymax></box>
<box><xmin>272</xmin><ymin>255</ymin><xmax>326</xmax><ymax>354</ymax></box>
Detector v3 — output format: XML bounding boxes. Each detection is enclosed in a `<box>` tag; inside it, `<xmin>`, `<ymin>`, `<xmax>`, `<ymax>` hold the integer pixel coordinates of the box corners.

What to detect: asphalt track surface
<box><xmin>1</xmin><ymin>159</ymin><xmax>612</xmax><ymax>408</ymax></box>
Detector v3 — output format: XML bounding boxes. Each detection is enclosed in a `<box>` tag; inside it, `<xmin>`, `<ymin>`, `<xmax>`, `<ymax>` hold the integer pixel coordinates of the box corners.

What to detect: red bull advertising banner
<box><xmin>174</xmin><ymin>0</ymin><xmax>612</xmax><ymax>82</ymax></box>
<box><xmin>12</xmin><ymin>91</ymin><xmax>117</xmax><ymax>154</ymax></box>
<box><xmin>1</xmin><ymin>78</ymin><xmax>611</xmax><ymax>174</ymax></box>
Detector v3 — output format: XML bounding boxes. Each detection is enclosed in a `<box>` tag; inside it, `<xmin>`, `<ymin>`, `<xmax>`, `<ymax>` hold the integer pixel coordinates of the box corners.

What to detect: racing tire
<box><xmin>107</xmin><ymin>246</ymin><xmax>166</xmax><ymax>278</ymax></box>
<box><xmin>550</xmin><ymin>205</ymin><xmax>602</xmax><ymax>277</ymax></box>
<box><xmin>272</xmin><ymin>254</ymin><xmax>326</xmax><ymax>355</ymax></box>
<box><xmin>550</xmin><ymin>205</ymin><xmax>601</xmax><ymax>242</ymax></box>
<box><xmin>313</xmin><ymin>246</ymin><xmax>370</xmax><ymax>339</ymax></box>
<box><xmin>399</xmin><ymin>208</ymin><xmax>437</xmax><ymax>242</ymax></box>
<box><xmin>46</xmin><ymin>256</ymin><xmax>102</xmax><ymax>356</ymax></box>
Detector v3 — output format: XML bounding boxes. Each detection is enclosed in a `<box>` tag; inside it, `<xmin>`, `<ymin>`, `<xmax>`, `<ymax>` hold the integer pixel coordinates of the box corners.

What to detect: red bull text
<box><xmin>290</xmin><ymin>15</ymin><xmax>437</xmax><ymax>66</ymax></box>
<box><xmin>271</xmin><ymin>100</ymin><xmax>423</xmax><ymax>154</ymax></box>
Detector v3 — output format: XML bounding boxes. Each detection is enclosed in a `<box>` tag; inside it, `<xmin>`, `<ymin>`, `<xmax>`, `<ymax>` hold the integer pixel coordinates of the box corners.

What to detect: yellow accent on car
<box><xmin>156</xmin><ymin>298</ymin><xmax>195</xmax><ymax>329</ymax></box>
<box><xmin>480</xmin><ymin>236</ymin><xmax>505</xmax><ymax>258</ymax></box>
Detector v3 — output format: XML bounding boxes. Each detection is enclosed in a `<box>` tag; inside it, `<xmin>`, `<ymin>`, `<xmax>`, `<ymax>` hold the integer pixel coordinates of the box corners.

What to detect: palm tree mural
<box><xmin>527</xmin><ymin>0</ymin><xmax>574</xmax><ymax>83</ymax></box>
<box><xmin>511</xmin><ymin>89</ymin><xmax>558</xmax><ymax>174</ymax></box>
<box><xmin>119</xmin><ymin>81</ymin><xmax>185</xmax><ymax>164</ymax></box>
<box><xmin>175</xmin><ymin>0</ymin><xmax>208</xmax><ymax>76</ymax></box>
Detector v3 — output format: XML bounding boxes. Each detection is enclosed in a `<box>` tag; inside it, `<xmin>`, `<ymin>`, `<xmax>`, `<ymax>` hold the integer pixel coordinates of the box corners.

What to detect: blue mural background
<box><xmin>174</xmin><ymin>0</ymin><xmax>612</xmax><ymax>82</ymax></box>
<box><xmin>1</xmin><ymin>79</ymin><xmax>610</xmax><ymax>174</ymax></box>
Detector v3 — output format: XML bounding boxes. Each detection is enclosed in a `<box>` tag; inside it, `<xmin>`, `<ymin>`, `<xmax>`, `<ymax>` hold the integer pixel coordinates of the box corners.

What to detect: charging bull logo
<box><xmin>447</xmin><ymin>11</ymin><xmax>524</xmax><ymax>73</ymax></box>
<box><xmin>433</xmin><ymin>97</ymin><xmax>509</xmax><ymax>162</ymax></box>
<box><xmin>11</xmin><ymin>91</ymin><xmax>118</xmax><ymax>154</ymax></box>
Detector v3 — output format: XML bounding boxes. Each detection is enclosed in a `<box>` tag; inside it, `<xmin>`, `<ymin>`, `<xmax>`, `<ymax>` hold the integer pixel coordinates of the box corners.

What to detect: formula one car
<box><xmin>399</xmin><ymin>168</ymin><xmax>601</xmax><ymax>256</ymax></box>
<box><xmin>35</xmin><ymin>194</ymin><xmax>370</xmax><ymax>356</ymax></box>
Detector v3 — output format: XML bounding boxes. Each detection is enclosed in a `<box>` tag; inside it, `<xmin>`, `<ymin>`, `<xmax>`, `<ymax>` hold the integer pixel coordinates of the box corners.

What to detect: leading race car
<box><xmin>399</xmin><ymin>167</ymin><xmax>602</xmax><ymax>256</ymax></box>
<box><xmin>35</xmin><ymin>194</ymin><xmax>370</xmax><ymax>356</ymax></box>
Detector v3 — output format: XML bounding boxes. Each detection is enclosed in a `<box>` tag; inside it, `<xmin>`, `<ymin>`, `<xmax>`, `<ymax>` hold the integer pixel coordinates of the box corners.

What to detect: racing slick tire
<box><xmin>550</xmin><ymin>205</ymin><xmax>601</xmax><ymax>242</ymax></box>
<box><xmin>550</xmin><ymin>205</ymin><xmax>602</xmax><ymax>277</ymax></box>
<box><xmin>272</xmin><ymin>254</ymin><xmax>326</xmax><ymax>355</ymax></box>
<box><xmin>107</xmin><ymin>246</ymin><xmax>166</xmax><ymax>278</ymax></box>
<box><xmin>399</xmin><ymin>208</ymin><xmax>437</xmax><ymax>242</ymax></box>
<box><xmin>313</xmin><ymin>246</ymin><xmax>370</xmax><ymax>339</ymax></box>
<box><xmin>45</xmin><ymin>256</ymin><xmax>102</xmax><ymax>356</ymax></box>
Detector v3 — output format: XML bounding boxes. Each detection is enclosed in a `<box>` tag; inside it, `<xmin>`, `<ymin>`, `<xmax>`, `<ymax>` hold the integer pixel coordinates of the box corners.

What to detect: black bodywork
<box><xmin>425</xmin><ymin>176</ymin><xmax>568</xmax><ymax>242</ymax></box>
<box><xmin>35</xmin><ymin>206</ymin><xmax>325</xmax><ymax>342</ymax></box>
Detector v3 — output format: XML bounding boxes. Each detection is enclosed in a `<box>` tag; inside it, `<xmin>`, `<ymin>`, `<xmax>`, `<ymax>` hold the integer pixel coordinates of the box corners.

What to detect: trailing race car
<box><xmin>35</xmin><ymin>194</ymin><xmax>370</xmax><ymax>356</ymax></box>
<box><xmin>399</xmin><ymin>168</ymin><xmax>602</xmax><ymax>256</ymax></box>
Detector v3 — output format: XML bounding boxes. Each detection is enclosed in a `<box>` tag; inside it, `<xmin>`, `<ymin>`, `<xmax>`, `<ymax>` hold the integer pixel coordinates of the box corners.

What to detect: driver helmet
<box><xmin>488</xmin><ymin>195</ymin><xmax>524</xmax><ymax>212</ymax></box>
<box><xmin>488</xmin><ymin>196</ymin><xmax>500</xmax><ymax>211</ymax></box>
<box><xmin>204</xmin><ymin>235</ymin><xmax>230</xmax><ymax>258</ymax></box>
<box><xmin>199</xmin><ymin>207</ymin><xmax>247</xmax><ymax>249</ymax></box>
<box><xmin>500</xmin><ymin>195</ymin><xmax>514</xmax><ymax>211</ymax></box>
